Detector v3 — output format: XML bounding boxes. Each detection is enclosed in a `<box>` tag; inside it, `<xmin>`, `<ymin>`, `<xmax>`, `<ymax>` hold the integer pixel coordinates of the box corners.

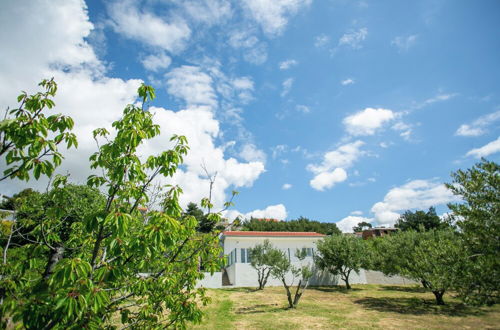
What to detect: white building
<box><xmin>198</xmin><ymin>231</ymin><xmax>380</xmax><ymax>288</ymax></box>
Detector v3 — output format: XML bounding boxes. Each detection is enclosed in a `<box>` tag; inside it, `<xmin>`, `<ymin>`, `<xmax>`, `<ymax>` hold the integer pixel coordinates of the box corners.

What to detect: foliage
<box><xmin>0</xmin><ymin>82</ymin><xmax>224</xmax><ymax>329</ymax></box>
<box><xmin>367</xmin><ymin>230</ymin><xmax>465</xmax><ymax>305</ymax></box>
<box><xmin>269</xmin><ymin>247</ymin><xmax>313</xmax><ymax>308</ymax></box>
<box><xmin>0</xmin><ymin>78</ymin><xmax>77</xmax><ymax>181</ymax></box>
<box><xmin>242</xmin><ymin>216</ymin><xmax>340</xmax><ymax>235</ymax></box>
<box><xmin>0</xmin><ymin>188</ymin><xmax>37</xmax><ymax>211</ymax></box>
<box><xmin>249</xmin><ymin>240</ymin><xmax>283</xmax><ymax>290</ymax></box>
<box><xmin>183</xmin><ymin>202</ymin><xmax>217</xmax><ymax>233</ymax></box>
<box><xmin>315</xmin><ymin>235</ymin><xmax>365</xmax><ymax>289</ymax></box>
<box><xmin>395</xmin><ymin>207</ymin><xmax>450</xmax><ymax>232</ymax></box>
<box><xmin>352</xmin><ymin>221</ymin><xmax>372</xmax><ymax>232</ymax></box>
<box><xmin>446</xmin><ymin>158</ymin><xmax>500</xmax><ymax>305</ymax></box>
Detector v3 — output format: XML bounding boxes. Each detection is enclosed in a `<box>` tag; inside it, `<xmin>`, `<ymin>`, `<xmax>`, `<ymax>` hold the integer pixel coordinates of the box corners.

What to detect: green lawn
<box><xmin>189</xmin><ymin>285</ymin><xmax>500</xmax><ymax>329</ymax></box>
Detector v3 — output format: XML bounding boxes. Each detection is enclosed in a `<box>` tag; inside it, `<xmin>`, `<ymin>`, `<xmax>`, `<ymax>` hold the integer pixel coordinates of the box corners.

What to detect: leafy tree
<box><xmin>315</xmin><ymin>235</ymin><xmax>365</xmax><ymax>289</ymax></box>
<box><xmin>270</xmin><ymin>248</ymin><xmax>312</xmax><ymax>308</ymax></box>
<box><xmin>0</xmin><ymin>188</ymin><xmax>37</xmax><ymax>211</ymax></box>
<box><xmin>395</xmin><ymin>207</ymin><xmax>449</xmax><ymax>231</ymax></box>
<box><xmin>0</xmin><ymin>78</ymin><xmax>77</xmax><ymax>181</ymax></box>
<box><xmin>446</xmin><ymin>159</ymin><xmax>499</xmax><ymax>305</ymax></box>
<box><xmin>367</xmin><ymin>230</ymin><xmax>464</xmax><ymax>305</ymax></box>
<box><xmin>242</xmin><ymin>216</ymin><xmax>340</xmax><ymax>235</ymax></box>
<box><xmin>352</xmin><ymin>221</ymin><xmax>372</xmax><ymax>232</ymax></box>
<box><xmin>0</xmin><ymin>82</ymin><xmax>223</xmax><ymax>328</ymax></box>
<box><xmin>249</xmin><ymin>240</ymin><xmax>283</xmax><ymax>290</ymax></box>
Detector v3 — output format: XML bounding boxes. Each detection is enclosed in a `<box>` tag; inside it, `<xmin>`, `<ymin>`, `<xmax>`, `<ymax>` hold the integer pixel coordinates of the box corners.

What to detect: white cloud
<box><xmin>242</xmin><ymin>0</ymin><xmax>312</xmax><ymax>36</ymax></box>
<box><xmin>228</xmin><ymin>30</ymin><xmax>259</xmax><ymax>48</ymax></box>
<box><xmin>141</xmin><ymin>52</ymin><xmax>172</xmax><ymax>72</ymax></box>
<box><xmin>226</xmin><ymin>204</ymin><xmax>288</xmax><ymax>220</ymax></box>
<box><xmin>296</xmin><ymin>105</ymin><xmax>311</xmax><ymax>114</ymax></box>
<box><xmin>279</xmin><ymin>59</ymin><xmax>298</xmax><ymax>70</ymax></box>
<box><xmin>391</xmin><ymin>121</ymin><xmax>413</xmax><ymax>141</ymax></box>
<box><xmin>350</xmin><ymin>210</ymin><xmax>363</xmax><ymax>216</ymax></box>
<box><xmin>107</xmin><ymin>0</ymin><xmax>191</xmax><ymax>53</ymax></box>
<box><xmin>338</xmin><ymin>28</ymin><xmax>368</xmax><ymax>49</ymax></box>
<box><xmin>272</xmin><ymin>144</ymin><xmax>288</xmax><ymax>159</ymax></box>
<box><xmin>179</xmin><ymin>0</ymin><xmax>232</xmax><ymax>25</ymax></box>
<box><xmin>465</xmin><ymin>137</ymin><xmax>500</xmax><ymax>158</ymax></box>
<box><xmin>343</xmin><ymin>108</ymin><xmax>397</xmax><ymax>136</ymax></box>
<box><xmin>282</xmin><ymin>183</ymin><xmax>292</xmax><ymax>190</ymax></box>
<box><xmin>244</xmin><ymin>42</ymin><xmax>268</xmax><ymax>65</ymax></box>
<box><xmin>391</xmin><ymin>34</ymin><xmax>418</xmax><ymax>52</ymax></box>
<box><xmin>413</xmin><ymin>92</ymin><xmax>458</xmax><ymax>110</ymax></box>
<box><xmin>307</xmin><ymin>140</ymin><xmax>365</xmax><ymax>175</ymax></box>
<box><xmin>341</xmin><ymin>78</ymin><xmax>355</xmax><ymax>85</ymax></box>
<box><xmin>370</xmin><ymin>179</ymin><xmax>459</xmax><ymax>227</ymax></box>
<box><xmin>239</xmin><ymin>143</ymin><xmax>267</xmax><ymax>163</ymax></box>
<box><xmin>456</xmin><ymin>110</ymin><xmax>500</xmax><ymax>137</ymax></box>
<box><xmin>307</xmin><ymin>141</ymin><xmax>365</xmax><ymax>191</ymax></box>
<box><xmin>310</xmin><ymin>168</ymin><xmax>348</xmax><ymax>191</ymax></box>
<box><xmin>336</xmin><ymin>215</ymin><xmax>373</xmax><ymax>233</ymax></box>
<box><xmin>314</xmin><ymin>34</ymin><xmax>330</xmax><ymax>48</ymax></box>
<box><xmin>166</xmin><ymin>65</ymin><xmax>218</xmax><ymax>109</ymax></box>
<box><xmin>281</xmin><ymin>78</ymin><xmax>294</xmax><ymax>97</ymax></box>
<box><xmin>227</xmin><ymin>30</ymin><xmax>268</xmax><ymax>65</ymax></box>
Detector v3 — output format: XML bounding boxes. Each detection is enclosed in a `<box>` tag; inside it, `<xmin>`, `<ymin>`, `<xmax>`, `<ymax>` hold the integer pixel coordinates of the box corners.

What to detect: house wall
<box><xmin>197</xmin><ymin>272</ymin><xmax>222</xmax><ymax>288</ymax></box>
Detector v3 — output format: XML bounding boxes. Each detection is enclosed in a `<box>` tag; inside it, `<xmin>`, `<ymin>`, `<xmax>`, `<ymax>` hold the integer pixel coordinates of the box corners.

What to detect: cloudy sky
<box><xmin>0</xmin><ymin>0</ymin><xmax>499</xmax><ymax>232</ymax></box>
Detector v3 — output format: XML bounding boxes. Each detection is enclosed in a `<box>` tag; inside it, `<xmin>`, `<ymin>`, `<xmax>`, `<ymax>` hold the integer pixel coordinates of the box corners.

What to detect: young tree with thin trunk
<box><xmin>315</xmin><ymin>234</ymin><xmax>365</xmax><ymax>290</ymax></box>
<box><xmin>270</xmin><ymin>248</ymin><xmax>312</xmax><ymax>308</ymax></box>
<box><xmin>249</xmin><ymin>240</ymin><xmax>282</xmax><ymax>290</ymax></box>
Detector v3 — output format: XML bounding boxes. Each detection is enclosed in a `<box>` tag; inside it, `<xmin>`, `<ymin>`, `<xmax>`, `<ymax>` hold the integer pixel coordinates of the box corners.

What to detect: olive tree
<box><xmin>249</xmin><ymin>239</ymin><xmax>282</xmax><ymax>290</ymax></box>
<box><xmin>270</xmin><ymin>248</ymin><xmax>312</xmax><ymax>308</ymax></box>
<box><xmin>0</xmin><ymin>82</ymin><xmax>224</xmax><ymax>329</ymax></box>
<box><xmin>315</xmin><ymin>234</ymin><xmax>365</xmax><ymax>290</ymax></box>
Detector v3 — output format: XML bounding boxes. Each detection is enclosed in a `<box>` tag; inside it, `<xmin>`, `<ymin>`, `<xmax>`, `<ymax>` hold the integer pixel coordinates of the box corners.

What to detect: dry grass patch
<box><xmin>189</xmin><ymin>285</ymin><xmax>500</xmax><ymax>329</ymax></box>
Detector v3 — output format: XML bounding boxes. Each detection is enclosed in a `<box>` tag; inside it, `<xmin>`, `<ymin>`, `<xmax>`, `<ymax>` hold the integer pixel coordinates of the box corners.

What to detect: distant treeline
<box><xmin>241</xmin><ymin>216</ymin><xmax>341</xmax><ymax>235</ymax></box>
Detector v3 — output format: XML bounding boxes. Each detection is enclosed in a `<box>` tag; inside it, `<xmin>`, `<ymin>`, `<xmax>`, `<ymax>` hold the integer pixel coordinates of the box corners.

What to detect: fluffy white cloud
<box><xmin>281</xmin><ymin>78</ymin><xmax>294</xmax><ymax>97</ymax></box>
<box><xmin>282</xmin><ymin>183</ymin><xmax>292</xmax><ymax>190</ymax></box>
<box><xmin>338</xmin><ymin>28</ymin><xmax>368</xmax><ymax>49</ymax></box>
<box><xmin>343</xmin><ymin>108</ymin><xmax>397</xmax><ymax>136</ymax></box>
<box><xmin>391</xmin><ymin>34</ymin><xmax>418</xmax><ymax>52</ymax></box>
<box><xmin>242</xmin><ymin>0</ymin><xmax>312</xmax><ymax>36</ymax></box>
<box><xmin>307</xmin><ymin>141</ymin><xmax>365</xmax><ymax>191</ymax></box>
<box><xmin>370</xmin><ymin>179</ymin><xmax>459</xmax><ymax>227</ymax></box>
<box><xmin>107</xmin><ymin>0</ymin><xmax>191</xmax><ymax>53</ymax></box>
<box><xmin>179</xmin><ymin>0</ymin><xmax>232</xmax><ymax>25</ymax></box>
<box><xmin>141</xmin><ymin>52</ymin><xmax>172</xmax><ymax>72</ymax></box>
<box><xmin>456</xmin><ymin>110</ymin><xmax>500</xmax><ymax>137</ymax></box>
<box><xmin>336</xmin><ymin>215</ymin><xmax>373</xmax><ymax>233</ymax></box>
<box><xmin>350</xmin><ymin>210</ymin><xmax>363</xmax><ymax>216</ymax></box>
<box><xmin>227</xmin><ymin>30</ymin><xmax>268</xmax><ymax>65</ymax></box>
<box><xmin>341</xmin><ymin>78</ymin><xmax>355</xmax><ymax>85</ymax></box>
<box><xmin>279</xmin><ymin>59</ymin><xmax>298</xmax><ymax>70</ymax></box>
<box><xmin>239</xmin><ymin>143</ymin><xmax>267</xmax><ymax>163</ymax></box>
<box><xmin>166</xmin><ymin>65</ymin><xmax>218</xmax><ymax>109</ymax></box>
<box><xmin>310</xmin><ymin>168</ymin><xmax>347</xmax><ymax>191</ymax></box>
<box><xmin>225</xmin><ymin>204</ymin><xmax>288</xmax><ymax>220</ymax></box>
<box><xmin>465</xmin><ymin>137</ymin><xmax>500</xmax><ymax>158</ymax></box>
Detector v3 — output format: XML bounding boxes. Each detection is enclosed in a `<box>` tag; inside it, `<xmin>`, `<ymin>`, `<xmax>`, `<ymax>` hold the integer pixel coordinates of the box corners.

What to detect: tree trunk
<box><xmin>262</xmin><ymin>269</ymin><xmax>271</xmax><ymax>289</ymax></box>
<box><xmin>432</xmin><ymin>290</ymin><xmax>445</xmax><ymax>305</ymax></box>
<box><xmin>43</xmin><ymin>246</ymin><xmax>65</xmax><ymax>280</ymax></box>
<box><xmin>282</xmin><ymin>280</ymin><xmax>294</xmax><ymax>308</ymax></box>
<box><xmin>421</xmin><ymin>280</ymin><xmax>430</xmax><ymax>289</ymax></box>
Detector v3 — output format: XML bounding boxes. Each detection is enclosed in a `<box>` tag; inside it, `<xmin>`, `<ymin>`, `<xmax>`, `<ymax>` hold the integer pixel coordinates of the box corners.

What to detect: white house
<box><xmin>196</xmin><ymin>231</ymin><xmax>415</xmax><ymax>289</ymax></box>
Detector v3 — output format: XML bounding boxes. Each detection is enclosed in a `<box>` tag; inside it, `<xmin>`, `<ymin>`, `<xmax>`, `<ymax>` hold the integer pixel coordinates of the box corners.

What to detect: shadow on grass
<box><xmin>221</xmin><ymin>287</ymin><xmax>259</xmax><ymax>293</ymax></box>
<box><xmin>354</xmin><ymin>296</ymin><xmax>486</xmax><ymax>317</ymax></box>
<box><xmin>379</xmin><ymin>285</ymin><xmax>427</xmax><ymax>293</ymax></box>
<box><xmin>311</xmin><ymin>286</ymin><xmax>362</xmax><ymax>294</ymax></box>
<box><xmin>235</xmin><ymin>303</ymin><xmax>284</xmax><ymax>315</ymax></box>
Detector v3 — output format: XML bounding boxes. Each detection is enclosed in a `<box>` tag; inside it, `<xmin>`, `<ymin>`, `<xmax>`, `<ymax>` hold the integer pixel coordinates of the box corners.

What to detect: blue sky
<box><xmin>0</xmin><ymin>0</ymin><xmax>499</xmax><ymax>231</ymax></box>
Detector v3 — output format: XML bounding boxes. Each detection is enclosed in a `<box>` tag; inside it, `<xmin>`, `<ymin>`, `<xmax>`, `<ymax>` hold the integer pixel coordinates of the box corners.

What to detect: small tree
<box><xmin>315</xmin><ymin>235</ymin><xmax>365</xmax><ymax>289</ymax></box>
<box><xmin>352</xmin><ymin>221</ymin><xmax>372</xmax><ymax>232</ymax></box>
<box><xmin>249</xmin><ymin>240</ymin><xmax>282</xmax><ymax>290</ymax></box>
<box><xmin>270</xmin><ymin>248</ymin><xmax>312</xmax><ymax>308</ymax></box>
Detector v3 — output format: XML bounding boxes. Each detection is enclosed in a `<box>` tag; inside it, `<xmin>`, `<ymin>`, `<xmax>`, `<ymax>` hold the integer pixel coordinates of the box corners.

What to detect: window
<box><xmin>301</xmin><ymin>247</ymin><xmax>314</xmax><ymax>257</ymax></box>
<box><xmin>241</xmin><ymin>248</ymin><xmax>246</xmax><ymax>263</ymax></box>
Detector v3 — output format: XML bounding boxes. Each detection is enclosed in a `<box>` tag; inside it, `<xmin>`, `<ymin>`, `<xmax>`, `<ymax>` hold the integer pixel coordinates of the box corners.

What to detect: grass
<box><xmin>189</xmin><ymin>284</ymin><xmax>500</xmax><ymax>329</ymax></box>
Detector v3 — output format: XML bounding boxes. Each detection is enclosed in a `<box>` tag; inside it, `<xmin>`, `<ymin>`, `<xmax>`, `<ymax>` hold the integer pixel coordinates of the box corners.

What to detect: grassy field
<box><xmin>189</xmin><ymin>285</ymin><xmax>500</xmax><ymax>329</ymax></box>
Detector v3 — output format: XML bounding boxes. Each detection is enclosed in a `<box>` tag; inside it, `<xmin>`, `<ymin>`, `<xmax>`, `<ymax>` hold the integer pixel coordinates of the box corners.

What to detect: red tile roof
<box><xmin>223</xmin><ymin>231</ymin><xmax>326</xmax><ymax>237</ymax></box>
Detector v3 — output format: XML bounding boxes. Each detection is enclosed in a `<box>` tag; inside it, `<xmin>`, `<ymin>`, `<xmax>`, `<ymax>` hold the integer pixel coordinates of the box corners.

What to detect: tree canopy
<box><xmin>394</xmin><ymin>207</ymin><xmax>449</xmax><ymax>232</ymax></box>
<box><xmin>242</xmin><ymin>216</ymin><xmax>340</xmax><ymax>235</ymax></box>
